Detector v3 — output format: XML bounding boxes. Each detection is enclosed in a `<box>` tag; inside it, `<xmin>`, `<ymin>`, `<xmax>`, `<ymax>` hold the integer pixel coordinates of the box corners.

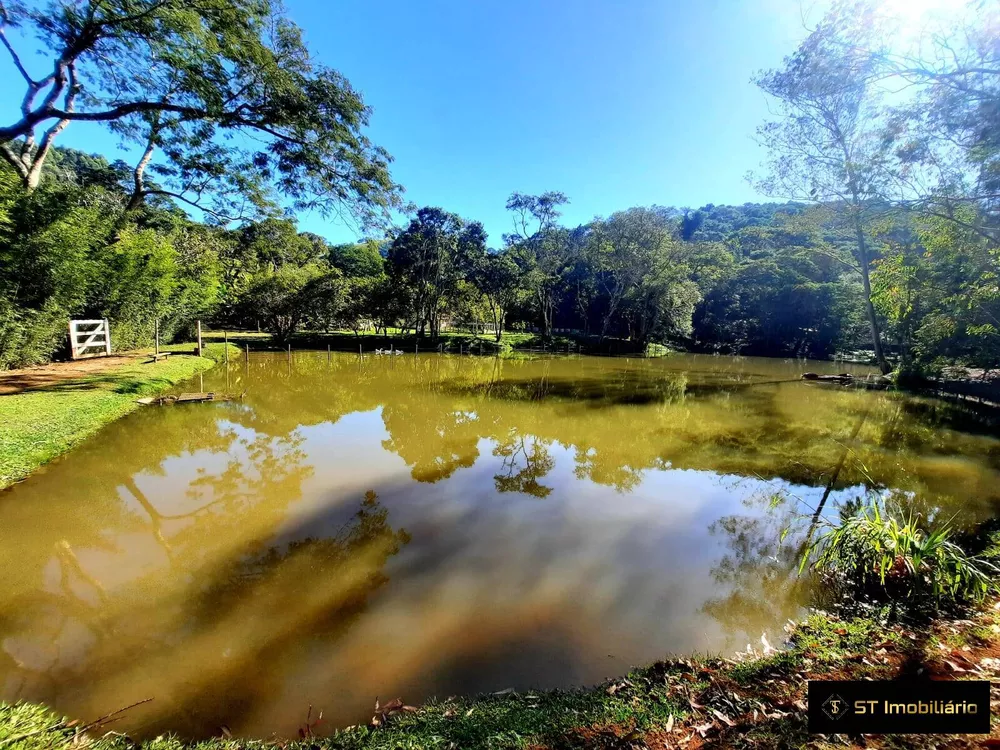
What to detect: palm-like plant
<box><xmin>803</xmin><ymin>496</ymin><xmax>998</xmax><ymax>607</ymax></box>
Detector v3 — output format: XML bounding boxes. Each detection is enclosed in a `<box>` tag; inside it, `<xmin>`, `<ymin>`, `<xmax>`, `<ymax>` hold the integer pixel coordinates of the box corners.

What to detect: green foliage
<box><xmin>0</xmin><ymin>0</ymin><xmax>402</xmax><ymax>225</ymax></box>
<box><xmin>0</xmin><ymin>161</ymin><xmax>225</xmax><ymax>366</ymax></box>
<box><xmin>695</xmin><ymin>253</ymin><xmax>860</xmax><ymax>357</ymax></box>
<box><xmin>94</xmin><ymin>227</ymin><xmax>180</xmax><ymax>349</ymax></box>
<box><xmin>330</xmin><ymin>239</ymin><xmax>386</xmax><ymax>278</ymax></box>
<box><xmin>803</xmin><ymin>495</ymin><xmax>999</xmax><ymax>608</ymax></box>
<box><xmin>0</xmin><ymin>175</ymin><xmax>114</xmax><ymax>366</ymax></box>
<box><xmin>239</xmin><ymin>264</ymin><xmax>327</xmax><ymax>344</ymax></box>
<box><xmin>386</xmin><ymin>207</ymin><xmax>487</xmax><ymax>337</ymax></box>
<box><xmin>873</xmin><ymin>210</ymin><xmax>1000</xmax><ymax>375</ymax></box>
<box><xmin>301</xmin><ymin>270</ymin><xmax>347</xmax><ymax>332</ymax></box>
<box><xmin>470</xmin><ymin>249</ymin><xmax>523</xmax><ymax>341</ymax></box>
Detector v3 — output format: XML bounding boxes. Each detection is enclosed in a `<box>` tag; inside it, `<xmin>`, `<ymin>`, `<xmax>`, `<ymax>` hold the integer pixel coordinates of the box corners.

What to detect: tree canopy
<box><xmin>2</xmin><ymin>0</ymin><xmax>999</xmax><ymax>381</ymax></box>
<box><xmin>0</xmin><ymin>0</ymin><xmax>402</xmax><ymax>224</ymax></box>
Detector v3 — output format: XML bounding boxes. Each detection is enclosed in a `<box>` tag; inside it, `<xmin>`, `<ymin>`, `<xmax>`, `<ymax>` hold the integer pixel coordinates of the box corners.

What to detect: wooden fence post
<box><xmin>103</xmin><ymin>319</ymin><xmax>111</xmax><ymax>355</ymax></box>
<box><xmin>196</xmin><ymin>320</ymin><xmax>203</xmax><ymax>356</ymax></box>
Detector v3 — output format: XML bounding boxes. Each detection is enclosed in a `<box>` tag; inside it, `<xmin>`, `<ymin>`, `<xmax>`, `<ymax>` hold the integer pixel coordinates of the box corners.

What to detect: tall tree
<box><xmin>387</xmin><ymin>207</ymin><xmax>486</xmax><ymax>337</ymax></box>
<box><xmin>504</xmin><ymin>191</ymin><xmax>571</xmax><ymax>338</ymax></box>
<box><xmin>0</xmin><ymin>0</ymin><xmax>400</xmax><ymax>225</ymax></box>
<box><xmin>590</xmin><ymin>207</ymin><xmax>676</xmax><ymax>340</ymax></box>
<box><xmin>880</xmin><ymin>1</ymin><xmax>1000</xmax><ymax>246</ymax></box>
<box><xmin>751</xmin><ymin>1</ymin><xmax>894</xmax><ymax>372</ymax></box>
<box><xmin>470</xmin><ymin>248</ymin><xmax>522</xmax><ymax>342</ymax></box>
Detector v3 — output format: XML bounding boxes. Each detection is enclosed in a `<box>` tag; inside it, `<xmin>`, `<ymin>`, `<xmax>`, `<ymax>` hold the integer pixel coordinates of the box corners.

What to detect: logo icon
<box><xmin>822</xmin><ymin>694</ymin><xmax>849</xmax><ymax>721</ymax></box>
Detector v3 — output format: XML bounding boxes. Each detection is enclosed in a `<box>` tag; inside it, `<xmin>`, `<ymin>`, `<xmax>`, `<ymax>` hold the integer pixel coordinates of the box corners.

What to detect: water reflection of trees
<box><xmin>0</xmin><ymin>400</ymin><xmax>409</xmax><ymax>736</ymax></box>
<box><xmin>221</xmin><ymin>353</ymin><xmax>1000</xmax><ymax>510</ymax></box>
<box><xmin>493</xmin><ymin>435</ymin><xmax>554</xmax><ymax>498</ymax></box>
<box><xmin>701</xmin><ymin>490</ymin><xmax>812</xmax><ymax>640</ymax></box>
<box><xmin>3</xmin><ymin>352</ymin><xmax>999</xmax><ymax>731</ymax></box>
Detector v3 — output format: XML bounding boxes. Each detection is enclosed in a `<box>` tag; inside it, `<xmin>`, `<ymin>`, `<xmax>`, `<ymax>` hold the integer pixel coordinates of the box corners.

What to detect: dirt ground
<box><xmin>0</xmin><ymin>355</ymin><xmax>148</xmax><ymax>395</ymax></box>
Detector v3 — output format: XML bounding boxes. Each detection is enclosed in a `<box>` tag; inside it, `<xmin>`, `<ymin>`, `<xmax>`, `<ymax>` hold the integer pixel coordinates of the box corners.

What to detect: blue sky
<box><xmin>0</xmin><ymin>0</ymin><xmax>820</xmax><ymax>246</ymax></box>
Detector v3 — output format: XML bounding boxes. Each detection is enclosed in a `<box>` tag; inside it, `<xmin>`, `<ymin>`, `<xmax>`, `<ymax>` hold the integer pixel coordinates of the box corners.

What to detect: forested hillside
<box><xmin>0</xmin><ymin>157</ymin><xmax>859</xmax><ymax>365</ymax></box>
<box><xmin>0</xmin><ymin>0</ymin><xmax>998</xmax><ymax>379</ymax></box>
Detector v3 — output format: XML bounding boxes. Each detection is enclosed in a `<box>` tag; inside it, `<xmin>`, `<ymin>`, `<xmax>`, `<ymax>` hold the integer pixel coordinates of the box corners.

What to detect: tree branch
<box><xmin>142</xmin><ymin>188</ymin><xmax>250</xmax><ymax>222</ymax></box>
<box><xmin>0</xmin><ymin>24</ymin><xmax>34</xmax><ymax>87</ymax></box>
<box><xmin>25</xmin><ymin>61</ymin><xmax>77</xmax><ymax>188</ymax></box>
<box><xmin>0</xmin><ymin>141</ymin><xmax>27</xmax><ymax>178</ymax></box>
<box><xmin>126</xmin><ymin>113</ymin><xmax>161</xmax><ymax>211</ymax></box>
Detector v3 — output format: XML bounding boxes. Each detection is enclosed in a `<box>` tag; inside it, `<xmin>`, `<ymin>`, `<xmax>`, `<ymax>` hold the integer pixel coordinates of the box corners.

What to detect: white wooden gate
<box><xmin>68</xmin><ymin>319</ymin><xmax>111</xmax><ymax>359</ymax></box>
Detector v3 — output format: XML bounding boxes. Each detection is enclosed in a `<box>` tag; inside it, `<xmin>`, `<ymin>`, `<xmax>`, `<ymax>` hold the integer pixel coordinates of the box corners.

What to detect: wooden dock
<box><xmin>137</xmin><ymin>392</ymin><xmax>225</xmax><ymax>406</ymax></box>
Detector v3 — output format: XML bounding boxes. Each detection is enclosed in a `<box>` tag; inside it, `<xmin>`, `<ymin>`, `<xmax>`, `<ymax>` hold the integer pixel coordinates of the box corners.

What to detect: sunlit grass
<box><xmin>0</xmin><ymin>344</ymin><xmax>237</xmax><ymax>489</ymax></box>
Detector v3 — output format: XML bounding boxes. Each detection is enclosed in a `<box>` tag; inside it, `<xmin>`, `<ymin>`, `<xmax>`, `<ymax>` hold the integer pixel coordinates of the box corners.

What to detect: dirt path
<box><xmin>0</xmin><ymin>355</ymin><xmax>150</xmax><ymax>395</ymax></box>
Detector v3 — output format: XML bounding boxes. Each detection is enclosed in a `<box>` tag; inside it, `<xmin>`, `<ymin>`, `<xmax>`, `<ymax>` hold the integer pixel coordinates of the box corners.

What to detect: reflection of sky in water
<box><xmin>120</xmin><ymin>405</ymin><xmax>853</xmax><ymax>734</ymax></box>
<box><xmin>2</xmin><ymin>353</ymin><xmax>998</xmax><ymax>739</ymax></box>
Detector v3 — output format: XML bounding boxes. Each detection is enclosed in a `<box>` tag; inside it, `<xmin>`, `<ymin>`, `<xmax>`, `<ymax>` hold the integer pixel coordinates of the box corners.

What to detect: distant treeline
<box><xmin>0</xmin><ymin>0</ymin><xmax>998</xmax><ymax>378</ymax></box>
<box><xmin>0</xmin><ymin>157</ymin><xmax>864</xmax><ymax>366</ymax></box>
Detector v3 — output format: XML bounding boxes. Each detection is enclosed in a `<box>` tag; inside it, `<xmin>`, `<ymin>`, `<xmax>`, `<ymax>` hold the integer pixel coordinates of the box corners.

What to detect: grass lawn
<box><xmin>0</xmin><ymin>343</ymin><xmax>236</xmax><ymax>490</ymax></box>
<box><xmin>3</xmin><ymin>605</ymin><xmax>998</xmax><ymax>749</ymax></box>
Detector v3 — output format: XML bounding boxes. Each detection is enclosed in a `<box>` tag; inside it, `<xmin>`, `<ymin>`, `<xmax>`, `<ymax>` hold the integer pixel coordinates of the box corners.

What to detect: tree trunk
<box><xmin>853</xmin><ymin>219</ymin><xmax>891</xmax><ymax>374</ymax></box>
<box><xmin>24</xmin><ymin>163</ymin><xmax>43</xmax><ymax>191</ymax></box>
<box><xmin>127</xmin><ymin>132</ymin><xmax>157</xmax><ymax>212</ymax></box>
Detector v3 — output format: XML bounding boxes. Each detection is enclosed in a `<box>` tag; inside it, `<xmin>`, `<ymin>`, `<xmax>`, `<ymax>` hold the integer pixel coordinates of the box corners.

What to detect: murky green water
<box><xmin>1</xmin><ymin>352</ymin><xmax>999</xmax><ymax>738</ymax></box>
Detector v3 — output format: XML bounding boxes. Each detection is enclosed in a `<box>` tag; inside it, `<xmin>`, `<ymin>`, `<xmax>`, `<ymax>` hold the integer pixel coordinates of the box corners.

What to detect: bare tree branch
<box><xmin>0</xmin><ymin>24</ymin><xmax>34</xmax><ymax>87</ymax></box>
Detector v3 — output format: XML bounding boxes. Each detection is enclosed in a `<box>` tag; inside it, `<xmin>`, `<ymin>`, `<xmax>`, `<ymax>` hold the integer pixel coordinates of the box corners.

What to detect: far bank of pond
<box><xmin>0</xmin><ymin>352</ymin><xmax>999</xmax><ymax>742</ymax></box>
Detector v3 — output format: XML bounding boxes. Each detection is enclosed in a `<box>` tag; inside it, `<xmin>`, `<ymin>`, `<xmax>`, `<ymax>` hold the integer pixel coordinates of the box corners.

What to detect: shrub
<box><xmin>0</xmin><ymin>173</ymin><xmax>223</xmax><ymax>367</ymax></box>
<box><xmin>0</xmin><ymin>297</ymin><xmax>70</xmax><ymax>369</ymax></box>
<box><xmin>802</xmin><ymin>495</ymin><xmax>998</xmax><ymax>610</ymax></box>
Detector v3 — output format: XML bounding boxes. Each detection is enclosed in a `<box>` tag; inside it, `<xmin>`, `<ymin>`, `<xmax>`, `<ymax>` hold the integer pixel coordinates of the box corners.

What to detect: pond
<box><xmin>1</xmin><ymin>352</ymin><xmax>999</xmax><ymax>739</ymax></box>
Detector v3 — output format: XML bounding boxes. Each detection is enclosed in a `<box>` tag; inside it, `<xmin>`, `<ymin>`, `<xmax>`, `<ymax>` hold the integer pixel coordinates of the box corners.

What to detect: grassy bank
<box><xmin>0</xmin><ymin>344</ymin><xmax>236</xmax><ymax>490</ymax></box>
<box><xmin>3</xmin><ymin>605</ymin><xmax>998</xmax><ymax>749</ymax></box>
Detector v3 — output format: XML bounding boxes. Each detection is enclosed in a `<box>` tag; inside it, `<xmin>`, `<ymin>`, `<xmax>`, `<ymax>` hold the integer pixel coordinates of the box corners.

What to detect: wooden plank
<box><xmin>138</xmin><ymin>392</ymin><xmax>242</xmax><ymax>407</ymax></box>
<box><xmin>104</xmin><ymin>318</ymin><xmax>111</xmax><ymax>355</ymax></box>
<box><xmin>176</xmin><ymin>392</ymin><xmax>215</xmax><ymax>403</ymax></box>
<box><xmin>77</xmin><ymin>330</ymin><xmax>106</xmax><ymax>348</ymax></box>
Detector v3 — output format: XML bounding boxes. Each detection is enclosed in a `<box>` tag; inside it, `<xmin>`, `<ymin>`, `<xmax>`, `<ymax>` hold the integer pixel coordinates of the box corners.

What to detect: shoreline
<box><xmin>0</xmin><ymin>344</ymin><xmax>237</xmax><ymax>490</ymax></box>
<box><xmin>3</xmin><ymin>604</ymin><xmax>999</xmax><ymax>749</ymax></box>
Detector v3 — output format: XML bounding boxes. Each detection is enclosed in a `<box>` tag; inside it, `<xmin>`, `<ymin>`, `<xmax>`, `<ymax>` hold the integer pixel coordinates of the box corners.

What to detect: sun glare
<box><xmin>882</xmin><ymin>0</ymin><xmax>967</xmax><ymax>31</ymax></box>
